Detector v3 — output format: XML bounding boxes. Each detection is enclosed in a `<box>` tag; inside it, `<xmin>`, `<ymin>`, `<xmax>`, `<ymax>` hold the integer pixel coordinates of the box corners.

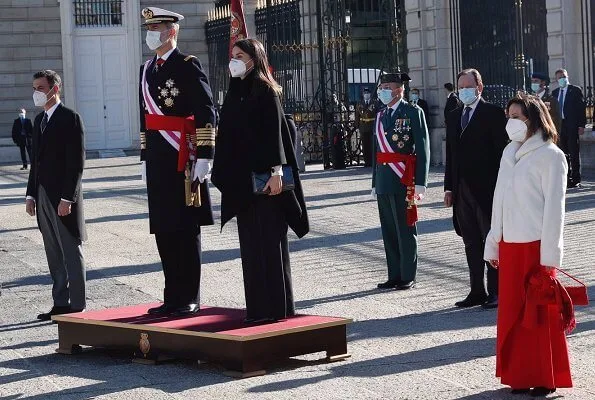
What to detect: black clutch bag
<box><xmin>252</xmin><ymin>165</ymin><xmax>295</xmax><ymax>195</ymax></box>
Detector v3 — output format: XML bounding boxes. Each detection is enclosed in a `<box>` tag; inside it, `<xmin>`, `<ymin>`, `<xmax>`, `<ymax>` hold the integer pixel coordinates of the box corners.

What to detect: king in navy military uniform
<box><xmin>372</xmin><ymin>72</ymin><xmax>430</xmax><ymax>290</ymax></box>
<box><xmin>138</xmin><ymin>7</ymin><xmax>216</xmax><ymax>315</ymax></box>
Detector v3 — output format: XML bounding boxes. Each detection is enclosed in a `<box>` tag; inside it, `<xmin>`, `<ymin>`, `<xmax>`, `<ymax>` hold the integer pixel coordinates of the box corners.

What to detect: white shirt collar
<box><xmin>389</xmin><ymin>99</ymin><xmax>402</xmax><ymax>112</ymax></box>
<box><xmin>45</xmin><ymin>100</ymin><xmax>61</xmax><ymax>120</ymax></box>
<box><xmin>159</xmin><ymin>47</ymin><xmax>176</xmax><ymax>61</ymax></box>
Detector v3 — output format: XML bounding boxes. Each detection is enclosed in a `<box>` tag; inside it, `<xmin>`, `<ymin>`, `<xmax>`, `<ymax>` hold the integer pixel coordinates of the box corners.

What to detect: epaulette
<box><xmin>184</xmin><ymin>55</ymin><xmax>197</xmax><ymax>62</ymax></box>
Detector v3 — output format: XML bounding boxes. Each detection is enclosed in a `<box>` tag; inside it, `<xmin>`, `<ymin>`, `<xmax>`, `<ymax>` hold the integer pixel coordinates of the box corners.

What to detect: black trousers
<box><xmin>155</xmin><ymin>227</ymin><xmax>202</xmax><ymax>307</ymax></box>
<box><xmin>455</xmin><ymin>180</ymin><xmax>498</xmax><ymax>298</ymax></box>
<box><xmin>237</xmin><ymin>195</ymin><xmax>294</xmax><ymax>320</ymax></box>
<box><xmin>559</xmin><ymin>120</ymin><xmax>581</xmax><ymax>182</ymax></box>
<box><xmin>18</xmin><ymin>143</ymin><xmax>31</xmax><ymax>167</ymax></box>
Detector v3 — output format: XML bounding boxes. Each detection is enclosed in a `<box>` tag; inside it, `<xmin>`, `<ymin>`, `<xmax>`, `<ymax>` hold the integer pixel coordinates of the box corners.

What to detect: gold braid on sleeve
<box><xmin>140</xmin><ymin>132</ymin><xmax>146</xmax><ymax>149</ymax></box>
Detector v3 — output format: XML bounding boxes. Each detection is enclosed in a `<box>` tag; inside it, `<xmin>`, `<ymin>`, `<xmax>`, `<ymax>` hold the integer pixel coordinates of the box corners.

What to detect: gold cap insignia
<box><xmin>142</xmin><ymin>8</ymin><xmax>154</xmax><ymax>19</ymax></box>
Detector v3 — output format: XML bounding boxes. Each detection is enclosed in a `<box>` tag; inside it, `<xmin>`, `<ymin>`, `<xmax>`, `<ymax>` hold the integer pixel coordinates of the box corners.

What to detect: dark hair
<box><xmin>33</xmin><ymin>70</ymin><xmax>62</xmax><ymax>90</ymax></box>
<box><xmin>506</xmin><ymin>94</ymin><xmax>558</xmax><ymax>143</ymax></box>
<box><xmin>232</xmin><ymin>38</ymin><xmax>282</xmax><ymax>96</ymax></box>
<box><xmin>457</xmin><ymin>68</ymin><xmax>483</xmax><ymax>86</ymax></box>
<box><xmin>444</xmin><ymin>83</ymin><xmax>454</xmax><ymax>91</ymax></box>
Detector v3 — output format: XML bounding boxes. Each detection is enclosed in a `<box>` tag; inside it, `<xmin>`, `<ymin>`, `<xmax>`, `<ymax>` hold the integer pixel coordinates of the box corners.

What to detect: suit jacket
<box><xmin>372</xmin><ymin>101</ymin><xmax>430</xmax><ymax>194</ymax></box>
<box><xmin>26</xmin><ymin>103</ymin><xmax>87</xmax><ymax>241</ymax></box>
<box><xmin>539</xmin><ymin>89</ymin><xmax>562</xmax><ymax>135</ymax></box>
<box><xmin>444</xmin><ymin>93</ymin><xmax>461</xmax><ymax>123</ymax></box>
<box><xmin>444</xmin><ymin>98</ymin><xmax>508</xmax><ymax>236</ymax></box>
<box><xmin>11</xmin><ymin>117</ymin><xmax>33</xmax><ymax>146</ymax></box>
<box><xmin>551</xmin><ymin>84</ymin><xmax>586</xmax><ymax>130</ymax></box>
<box><xmin>414</xmin><ymin>99</ymin><xmax>430</xmax><ymax>121</ymax></box>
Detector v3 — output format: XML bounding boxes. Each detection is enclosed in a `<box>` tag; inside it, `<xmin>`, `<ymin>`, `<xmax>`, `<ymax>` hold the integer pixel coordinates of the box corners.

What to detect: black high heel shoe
<box><xmin>510</xmin><ymin>388</ymin><xmax>530</xmax><ymax>395</ymax></box>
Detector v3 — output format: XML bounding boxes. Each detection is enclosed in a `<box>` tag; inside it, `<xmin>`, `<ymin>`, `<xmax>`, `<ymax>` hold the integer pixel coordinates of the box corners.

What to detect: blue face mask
<box><xmin>377</xmin><ymin>89</ymin><xmax>394</xmax><ymax>105</ymax></box>
<box><xmin>458</xmin><ymin>87</ymin><xmax>478</xmax><ymax>105</ymax></box>
<box><xmin>531</xmin><ymin>83</ymin><xmax>542</xmax><ymax>93</ymax></box>
<box><xmin>558</xmin><ymin>77</ymin><xmax>568</xmax><ymax>88</ymax></box>
<box><xmin>410</xmin><ymin>94</ymin><xmax>419</xmax><ymax>102</ymax></box>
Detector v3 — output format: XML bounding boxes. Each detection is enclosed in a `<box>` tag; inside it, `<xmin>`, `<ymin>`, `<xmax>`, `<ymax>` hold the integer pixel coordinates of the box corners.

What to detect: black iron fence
<box><xmin>455</xmin><ymin>0</ymin><xmax>548</xmax><ymax>108</ymax></box>
<box><xmin>206</xmin><ymin>0</ymin><xmax>406</xmax><ymax>167</ymax></box>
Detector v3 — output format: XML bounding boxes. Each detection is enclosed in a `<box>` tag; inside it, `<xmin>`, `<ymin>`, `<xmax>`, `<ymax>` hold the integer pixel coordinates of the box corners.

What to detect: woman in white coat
<box><xmin>484</xmin><ymin>94</ymin><xmax>572</xmax><ymax>397</ymax></box>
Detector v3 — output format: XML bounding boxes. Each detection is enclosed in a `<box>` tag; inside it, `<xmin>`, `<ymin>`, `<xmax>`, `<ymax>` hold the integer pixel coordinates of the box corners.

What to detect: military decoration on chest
<box><xmin>388</xmin><ymin>114</ymin><xmax>412</xmax><ymax>149</ymax></box>
<box><xmin>157</xmin><ymin>79</ymin><xmax>180</xmax><ymax>108</ymax></box>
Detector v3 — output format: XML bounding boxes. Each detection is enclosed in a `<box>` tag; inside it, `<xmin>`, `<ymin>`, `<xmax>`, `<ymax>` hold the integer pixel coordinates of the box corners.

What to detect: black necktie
<box><xmin>41</xmin><ymin>112</ymin><xmax>48</xmax><ymax>133</ymax></box>
<box><xmin>461</xmin><ymin>106</ymin><xmax>471</xmax><ymax>129</ymax></box>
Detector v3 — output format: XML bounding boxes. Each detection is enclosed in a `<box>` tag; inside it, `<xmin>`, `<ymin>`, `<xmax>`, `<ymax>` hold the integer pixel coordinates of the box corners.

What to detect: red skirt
<box><xmin>496</xmin><ymin>240</ymin><xmax>572</xmax><ymax>389</ymax></box>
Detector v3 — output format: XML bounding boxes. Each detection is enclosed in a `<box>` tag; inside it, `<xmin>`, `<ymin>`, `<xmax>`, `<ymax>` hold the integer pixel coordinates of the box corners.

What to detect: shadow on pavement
<box><xmin>246</xmin><ymin>337</ymin><xmax>495</xmax><ymax>393</ymax></box>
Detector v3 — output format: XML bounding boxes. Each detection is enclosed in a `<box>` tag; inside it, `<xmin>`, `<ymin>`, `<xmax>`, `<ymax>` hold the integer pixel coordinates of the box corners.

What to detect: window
<box><xmin>74</xmin><ymin>0</ymin><xmax>123</xmax><ymax>27</ymax></box>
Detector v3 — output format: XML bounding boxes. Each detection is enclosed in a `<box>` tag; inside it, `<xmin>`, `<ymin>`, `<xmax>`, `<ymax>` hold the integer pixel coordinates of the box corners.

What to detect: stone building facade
<box><xmin>1</xmin><ymin>0</ymin><xmax>593</xmax><ymax>166</ymax></box>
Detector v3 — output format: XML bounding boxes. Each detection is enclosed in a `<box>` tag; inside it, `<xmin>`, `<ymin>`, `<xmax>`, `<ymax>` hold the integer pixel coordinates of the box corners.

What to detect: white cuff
<box><xmin>415</xmin><ymin>185</ymin><xmax>426</xmax><ymax>197</ymax></box>
<box><xmin>26</xmin><ymin>195</ymin><xmax>35</xmax><ymax>202</ymax></box>
<box><xmin>141</xmin><ymin>161</ymin><xmax>146</xmax><ymax>183</ymax></box>
<box><xmin>60</xmin><ymin>198</ymin><xmax>73</xmax><ymax>203</ymax></box>
<box><xmin>271</xmin><ymin>165</ymin><xmax>283</xmax><ymax>176</ymax></box>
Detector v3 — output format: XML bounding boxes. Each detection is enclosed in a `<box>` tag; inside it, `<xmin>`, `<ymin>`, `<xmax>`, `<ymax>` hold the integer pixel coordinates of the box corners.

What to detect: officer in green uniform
<box><xmin>372</xmin><ymin>72</ymin><xmax>430</xmax><ymax>290</ymax></box>
<box><xmin>355</xmin><ymin>87</ymin><xmax>379</xmax><ymax>166</ymax></box>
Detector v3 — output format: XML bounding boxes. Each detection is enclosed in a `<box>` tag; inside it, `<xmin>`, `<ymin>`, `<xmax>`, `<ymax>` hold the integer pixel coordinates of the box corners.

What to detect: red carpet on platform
<box><xmin>65</xmin><ymin>304</ymin><xmax>347</xmax><ymax>337</ymax></box>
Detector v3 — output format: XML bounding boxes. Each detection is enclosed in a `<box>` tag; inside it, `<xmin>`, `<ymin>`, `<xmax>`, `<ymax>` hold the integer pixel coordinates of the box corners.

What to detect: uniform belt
<box><xmin>145</xmin><ymin>114</ymin><xmax>195</xmax><ymax>172</ymax></box>
<box><xmin>376</xmin><ymin>152</ymin><xmax>416</xmax><ymax>186</ymax></box>
<box><xmin>360</xmin><ymin>118</ymin><xmax>375</xmax><ymax>122</ymax></box>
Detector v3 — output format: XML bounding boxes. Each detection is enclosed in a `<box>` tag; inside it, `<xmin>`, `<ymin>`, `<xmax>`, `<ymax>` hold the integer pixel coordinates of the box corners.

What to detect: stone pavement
<box><xmin>0</xmin><ymin>157</ymin><xmax>593</xmax><ymax>400</ymax></box>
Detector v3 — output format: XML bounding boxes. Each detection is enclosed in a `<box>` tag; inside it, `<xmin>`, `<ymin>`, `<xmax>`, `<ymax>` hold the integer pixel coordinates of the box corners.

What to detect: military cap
<box><xmin>141</xmin><ymin>7</ymin><xmax>184</xmax><ymax>25</ymax></box>
<box><xmin>531</xmin><ymin>72</ymin><xmax>550</xmax><ymax>83</ymax></box>
<box><xmin>379</xmin><ymin>72</ymin><xmax>411</xmax><ymax>84</ymax></box>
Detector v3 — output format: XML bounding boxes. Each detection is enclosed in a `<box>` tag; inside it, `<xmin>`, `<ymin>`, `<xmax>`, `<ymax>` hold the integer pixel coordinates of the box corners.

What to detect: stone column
<box><xmin>405</xmin><ymin>0</ymin><xmax>456</xmax><ymax>166</ymax></box>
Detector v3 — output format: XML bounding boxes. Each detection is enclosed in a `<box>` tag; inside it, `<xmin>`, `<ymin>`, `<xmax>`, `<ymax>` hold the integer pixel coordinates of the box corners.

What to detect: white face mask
<box><xmin>363</xmin><ymin>93</ymin><xmax>371</xmax><ymax>101</ymax></box>
<box><xmin>146</xmin><ymin>30</ymin><xmax>165</xmax><ymax>51</ymax></box>
<box><xmin>229</xmin><ymin>58</ymin><xmax>249</xmax><ymax>78</ymax></box>
<box><xmin>33</xmin><ymin>88</ymin><xmax>53</xmax><ymax>107</ymax></box>
<box><xmin>505</xmin><ymin>118</ymin><xmax>528</xmax><ymax>142</ymax></box>
<box><xmin>19</xmin><ymin>113</ymin><xmax>26</xmax><ymax>119</ymax></box>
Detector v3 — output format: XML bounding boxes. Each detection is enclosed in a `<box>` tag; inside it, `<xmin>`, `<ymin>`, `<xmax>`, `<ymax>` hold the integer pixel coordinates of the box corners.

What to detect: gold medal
<box><xmin>392</xmin><ymin>134</ymin><xmax>399</xmax><ymax>141</ymax></box>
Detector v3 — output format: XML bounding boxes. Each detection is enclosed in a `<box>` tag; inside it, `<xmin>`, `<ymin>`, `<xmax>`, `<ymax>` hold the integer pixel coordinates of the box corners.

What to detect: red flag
<box><xmin>230</xmin><ymin>0</ymin><xmax>248</xmax><ymax>56</ymax></box>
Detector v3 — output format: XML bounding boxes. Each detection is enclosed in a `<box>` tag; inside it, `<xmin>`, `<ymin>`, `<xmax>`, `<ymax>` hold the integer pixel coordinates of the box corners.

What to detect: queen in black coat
<box><xmin>211</xmin><ymin>39</ymin><xmax>308</xmax><ymax>322</ymax></box>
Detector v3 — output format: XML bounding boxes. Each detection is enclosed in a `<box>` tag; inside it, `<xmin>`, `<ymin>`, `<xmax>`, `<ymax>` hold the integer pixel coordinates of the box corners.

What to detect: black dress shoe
<box><xmin>170</xmin><ymin>303</ymin><xmax>200</xmax><ymax>316</ymax></box>
<box><xmin>455</xmin><ymin>296</ymin><xmax>487</xmax><ymax>308</ymax></box>
<box><xmin>482</xmin><ymin>295</ymin><xmax>498</xmax><ymax>309</ymax></box>
<box><xmin>52</xmin><ymin>308</ymin><xmax>85</xmax><ymax>324</ymax></box>
<box><xmin>395</xmin><ymin>280</ymin><xmax>415</xmax><ymax>290</ymax></box>
<box><xmin>530</xmin><ymin>387</ymin><xmax>555</xmax><ymax>397</ymax></box>
<box><xmin>244</xmin><ymin>317</ymin><xmax>277</xmax><ymax>325</ymax></box>
<box><xmin>37</xmin><ymin>306</ymin><xmax>71</xmax><ymax>321</ymax></box>
<box><xmin>377</xmin><ymin>279</ymin><xmax>399</xmax><ymax>289</ymax></box>
<box><xmin>510</xmin><ymin>388</ymin><xmax>531</xmax><ymax>394</ymax></box>
<box><xmin>147</xmin><ymin>304</ymin><xmax>171</xmax><ymax>315</ymax></box>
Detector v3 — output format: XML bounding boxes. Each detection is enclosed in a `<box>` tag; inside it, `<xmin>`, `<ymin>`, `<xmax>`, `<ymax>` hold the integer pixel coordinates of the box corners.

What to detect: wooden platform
<box><xmin>52</xmin><ymin>304</ymin><xmax>352</xmax><ymax>377</ymax></box>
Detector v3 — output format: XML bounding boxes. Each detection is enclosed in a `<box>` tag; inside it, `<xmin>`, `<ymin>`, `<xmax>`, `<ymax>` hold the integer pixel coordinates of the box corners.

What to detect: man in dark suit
<box><xmin>11</xmin><ymin>108</ymin><xmax>33</xmax><ymax>170</ymax></box>
<box><xmin>444</xmin><ymin>68</ymin><xmax>508</xmax><ymax>309</ymax></box>
<box><xmin>409</xmin><ymin>88</ymin><xmax>429</xmax><ymax>121</ymax></box>
<box><xmin>551</xmin><ymin>68</ymin><xmax>586</xmax><ymax>188</ymax></box>
<box><xmin>139</xmin><ymin>7</ymin><xmax>216</xmax><ymax>315</ymax></box>
<box><xmin>26</xmin><ymin>70</ymin><xmax>87</xmax><ymax>321</ymax></box>
<box><xmin>531</xmin><ymin>72</ymin><xmax>561</xmax><ymax>135</ymax></box>
<box><xmin>443</xmin><ymin>82</ymin><xmax>461</xmax><ymax>126</ymax></box>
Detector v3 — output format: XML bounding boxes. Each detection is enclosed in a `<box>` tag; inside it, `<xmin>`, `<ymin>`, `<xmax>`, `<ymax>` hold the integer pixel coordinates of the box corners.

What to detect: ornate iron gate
<box><xmin>206</xmin><ymin>0</ymin><xmax>406</xmax><ymax>166</ymax></box>
<box><xmin>454</xmin><ymin>0</ymin><xmax>547</xmax><ymax>108</ymax></box>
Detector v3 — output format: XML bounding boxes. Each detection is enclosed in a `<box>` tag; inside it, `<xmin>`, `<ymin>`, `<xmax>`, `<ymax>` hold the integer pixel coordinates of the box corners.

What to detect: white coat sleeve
<box><xmin>539</xmin><ymin>152</ymin><xmax>567</xmax><ymax>267</ymax></box>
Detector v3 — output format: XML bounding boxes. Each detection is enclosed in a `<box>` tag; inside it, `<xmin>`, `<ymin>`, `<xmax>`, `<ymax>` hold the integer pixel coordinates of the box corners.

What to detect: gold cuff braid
<box><xmin>195</xmin><ymin>128</ymin><xmax>215</xmax><ymax>145</ymax></box>
<box><xmin>140</xmin><ymin>132</ymin><xmax>146</xmax><ymax>149</ymax></box>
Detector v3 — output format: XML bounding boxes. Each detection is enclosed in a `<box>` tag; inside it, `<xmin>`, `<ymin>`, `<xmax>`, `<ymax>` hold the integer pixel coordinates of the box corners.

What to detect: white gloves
<box><xmin>371</xmin><ymin>187</ymin><xmax>377</xmax><ymax>200</ymax></box>
<box><xmin>415</xmin><ymin>185</ymin><xmax>426</xmax><ymax>201</ymax></box>
<box><xmin>141</xmin><ymin>161</ymin><xmax>146</xmax><ymax>183</ymax></box>
<box><xmin>193</xmin><ymin>159</ymin><xmax>212</xmax><ymax>183</ymax></box>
